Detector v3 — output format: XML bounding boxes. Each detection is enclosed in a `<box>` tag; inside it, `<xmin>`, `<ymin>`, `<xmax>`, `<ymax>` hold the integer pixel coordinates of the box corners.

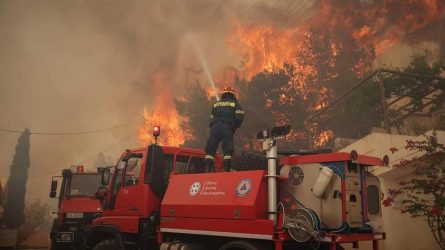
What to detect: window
<box><xmin>187</xmin><ymin>157</ymin><xmax>206</xmax><ymax>174</ymax></box>
<box><xmin>168</xmin><ymin>155</ymin><xmax>205</xmax><ymax>174</ymax></box>
<box><xmin>349</xmin><ymin>194</ymin><xmax>357</xmax><ymax>202</ymax></box>
<box><xmin>367</xmin><ymin>185</ymin><xmax>380</xmax><ymax>215</ymax></box>
<box><xmin>112</xmin><ymin>169</ymin><xmax>124</xmax><ymax>198</ymax></box>
<box><xmin>170</xmin><ymin>155</ymin><xmax>188</xmax><ymax>174</ymax></box>
<box><xmin>69</xmin><ymin>174</ymin><xmax>101</xmax><ymax>197</ymax></box>
<box><xmin>124</xmin><ymin>157</ymin><xmax>142</xmax><ymax>187</ymax></box>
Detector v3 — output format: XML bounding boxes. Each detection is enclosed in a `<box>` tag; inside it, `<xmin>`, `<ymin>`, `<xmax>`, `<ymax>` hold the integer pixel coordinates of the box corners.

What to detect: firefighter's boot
<box><xmin>222</xmin><ymin>159</ymin><xmax>231</xmax><ymax>172</ymax></box>
<box><xmin>203</xmin><ymin>158</ymin><xmax>215</xmax><ymax>173</ymax></box>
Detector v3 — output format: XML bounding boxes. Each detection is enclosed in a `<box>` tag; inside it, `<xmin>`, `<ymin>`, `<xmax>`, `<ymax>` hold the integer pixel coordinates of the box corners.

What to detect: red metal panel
<box><xmin>93</xmin><ymin>216</ymin><xmax>140</xmax><ymax>233</ymax></box>
<box><xmin>61</xmin><ymin>198</ymin><xmax>102</xmax><ymax>213</ymax></box>
<box><xmin>160</xmin><ymin>217</ymin><xmax>274</xmax><ymax>239</ymax></box>
<box><xmin>161</xmin><ymin>170</ymin><xmax>267</xmax><ymax>220</ymax></box>
<box><xmin>280</xmin><ymin>153</ymin><xmax>384</xmax><ymax>167</ymax></box>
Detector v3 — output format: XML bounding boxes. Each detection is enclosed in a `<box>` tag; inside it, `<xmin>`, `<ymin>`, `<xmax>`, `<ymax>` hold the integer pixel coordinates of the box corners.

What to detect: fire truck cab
<box><xmin>86</xmin><ymin>145</ymin><xmax>222</xmax><ymax>249</ymax></box>
<box><xmin>49</xmin><ymin>166</ymin><xmax>104</xmax><ymax>250</ymax></box>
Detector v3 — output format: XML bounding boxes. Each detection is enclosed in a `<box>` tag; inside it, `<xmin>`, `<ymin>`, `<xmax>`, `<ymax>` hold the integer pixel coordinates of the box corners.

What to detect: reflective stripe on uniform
<box><xmin>235</xmin><ymin>110</ymin><xmax>244</xmax><ymax>114</ymax></box>
<box><xmin>214</xmin><ymin>101</ymin><xmax>235</xmax><ymax>108</ymax></box>
<box><xmin>205</xmin><ymin>155</ymin><xmax>215</xmax><ymax>160</ymax></box>
<box><xmin>223</xmin><ymin>155</ymin><xmax>232</xmax><ymax>160</ymax></box>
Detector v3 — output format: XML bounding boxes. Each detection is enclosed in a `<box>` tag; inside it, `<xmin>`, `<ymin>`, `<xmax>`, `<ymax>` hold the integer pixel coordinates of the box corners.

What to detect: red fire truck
<box><xmin>87</xmin><ymin>126</ymin><xmax>387</xmax><ymax>250</ymax></box>
<box><xmin>49</xmin><ymin>166</ymin><xmax>105</xmax><ymax>250</ymax></box>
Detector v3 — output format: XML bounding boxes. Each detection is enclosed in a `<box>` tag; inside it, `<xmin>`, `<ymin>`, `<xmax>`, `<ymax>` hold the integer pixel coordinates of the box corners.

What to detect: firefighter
<box><xmin>204</xmin><ymin>87</ymin><xmax>244</xmax><ymax>172</ymax></box>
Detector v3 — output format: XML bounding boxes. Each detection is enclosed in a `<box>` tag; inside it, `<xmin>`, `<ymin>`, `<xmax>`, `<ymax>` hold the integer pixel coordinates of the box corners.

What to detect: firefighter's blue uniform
<box><xmin>204</xmin><ymin>92</ymin><xmax>244</xmax><ymax>172</ymax></box>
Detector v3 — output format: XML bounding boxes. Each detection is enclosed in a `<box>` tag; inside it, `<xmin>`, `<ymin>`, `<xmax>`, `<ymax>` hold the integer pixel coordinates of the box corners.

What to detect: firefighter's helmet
<box><xmin>220</xmin><ymin>86</ymin><xmax>236</xmax><ymax>95</ymax></box>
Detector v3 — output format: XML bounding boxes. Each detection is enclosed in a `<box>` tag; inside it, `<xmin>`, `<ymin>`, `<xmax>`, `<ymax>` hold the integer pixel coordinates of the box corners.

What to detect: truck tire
<box><xmin>50</xmin><ymin>240</ymin><xmax>79</xmax><ymax>250</ymax></box>
<box><xmin>318</xmin><ymin>243</ymin><xmax>345</xmax><ymax>250</ymax></box>
<box><xmin>50</xmin><ymin>239</ymin><xmax>61</xmax><ymax>250</ymax></box>
<box><xmin>219</xmin><ymin>240</ymin><xmax>269</xmax><ymax>250</ymax></box>
<box><xmin>93</xmin><ymin>239</ymin><xmax>123</xmax><ymax>250</ymax></box>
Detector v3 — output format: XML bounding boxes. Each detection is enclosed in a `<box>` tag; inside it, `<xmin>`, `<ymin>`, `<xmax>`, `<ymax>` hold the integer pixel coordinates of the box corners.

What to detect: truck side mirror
<box><xmin>49</xmin><ymin>180</ymin><xmax>58</xmax><ymax>198</ymax></box>
<box><xmin>95</xmin><ymin>186</ymin><xmax>109</xmax><ymax>209</ymax></box>
<box><xmin>95</xmin><ymin>186</ymin><xmax>108</xmax><ymax>201</ymax></box>
<box><xmin>101</xmin><ymin>168</ymin><xmax>111</xmax><ymax>186</ymax></box>
<box><xmin>144</xmin><ymin>144</ymin><xmax>167</xmax><ymax>197</ymax></box>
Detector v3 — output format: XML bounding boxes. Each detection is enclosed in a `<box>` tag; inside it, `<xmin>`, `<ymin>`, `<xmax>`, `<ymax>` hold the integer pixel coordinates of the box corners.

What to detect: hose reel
<box><xmin>284</xmin><ymin>207</ymin><xmax>321</xmax><ymax>242</ymax></box>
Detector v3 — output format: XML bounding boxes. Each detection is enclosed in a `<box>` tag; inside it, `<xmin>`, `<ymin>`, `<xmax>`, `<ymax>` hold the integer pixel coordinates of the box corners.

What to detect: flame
<box><xmin>227</xmin><ymin>22</ymin><xmax>302</xmax><ymax>81</ymax></box>
<box><xmin>206</xmin><ymin>87</ymin><xmax>217</xmax><ymax>100</ymax></box>
<box><xmin>228</xmin><ymin>0</ymin><xmax>445</xmax><ymax>80</ymax></box>
<box><xmin>137</xmin><ymin>0</ymin><xmax>444</xmax><ymax>149</ymax></box>
<box><xmin>224</xmin><ymin>0</ymin><xmax>445</xmax><ymax>147</ymax></box>
<box><xmin>138</xmin><ymin>68</ymin><xmax>193</xmax><ymax>146</ymax></box>
<box><xmin>314</xmin><ymin>130</ymin><xmax>335</xmax><ymax>148</ymax></box>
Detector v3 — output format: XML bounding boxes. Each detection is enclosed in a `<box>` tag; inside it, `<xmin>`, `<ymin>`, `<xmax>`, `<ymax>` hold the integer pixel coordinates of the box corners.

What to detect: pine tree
<box><xmin>4</xmin><ymin>129</ymin><xmax>30</xmax><ymax>229</ymax></box>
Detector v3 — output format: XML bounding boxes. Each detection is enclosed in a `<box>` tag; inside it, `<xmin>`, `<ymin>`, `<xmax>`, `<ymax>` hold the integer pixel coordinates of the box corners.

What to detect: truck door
<box><xmin>108</xmin><ymin>154</ymin><xmax>144</xmax><ymax>215</ymax></box>
<box><xmin>345</xmin><ymin>162</ymin><xmax>363</xmax><ymax>228</ymax></box>
<box><xmin>108</xmin><ymin>161</ymin><xmax>124</xmax><ymax>210</ymax></box>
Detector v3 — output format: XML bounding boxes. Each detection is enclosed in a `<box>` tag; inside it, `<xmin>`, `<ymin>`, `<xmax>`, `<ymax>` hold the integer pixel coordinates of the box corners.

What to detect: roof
<box><xmin>280</xmin><ymin>152</ymin><xmax>384</xmax><ymax>166</ymax></box>
<box><xmin>126</xmin><ymin>145</ymin><xmax>208</xmax><ymax>156</ymax></box>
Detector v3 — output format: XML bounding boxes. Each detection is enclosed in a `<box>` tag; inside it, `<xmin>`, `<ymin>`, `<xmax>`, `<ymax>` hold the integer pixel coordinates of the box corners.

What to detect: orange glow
<box><xmin>223</xmin><ymin>0</ymin><xmax>444</xmax><ymax>148</ymax></box>
<box><xmin>227</xmin><ymin>22</ymin><xmax>302</xmax><ymax>81</ymax></box>
<box><xmin>227</xmin><ymin>21</ymin><xmax>339</xmax><ymax>111</ymax></box>
<box><xmin>138</xmin><ymin>69</ymin><xmax>193</xmax><ymax>146</ymax></box>
<box><xmin>314</xmin><ymin>130</ymin><xmax>335</xmax><ymax>148</ymax></box>
<box><xmin>206</xmin><ymin>87</ymin><xmax>217</xmax><ymax>100</ymax></box>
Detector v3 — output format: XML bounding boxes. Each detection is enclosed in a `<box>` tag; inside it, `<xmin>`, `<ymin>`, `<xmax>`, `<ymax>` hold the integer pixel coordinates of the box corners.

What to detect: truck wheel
<box><xmin>50</xmin><ymin>239</ymin><xmax>61</xmax><ymax>250</ymax></box>
<box><xmin>318</xmin><ymin>243</ymin><xmax>345</xmax><ymax>250</ymax></box>
<box><xmin>93</xmin><ymin>239</ymin><xmax>123</xmax><ymax>250</ymax></box>
<box><xmin>219</xmin><ymin>240</ymin><xmax>269</xmax><ymax>250</ymax></box>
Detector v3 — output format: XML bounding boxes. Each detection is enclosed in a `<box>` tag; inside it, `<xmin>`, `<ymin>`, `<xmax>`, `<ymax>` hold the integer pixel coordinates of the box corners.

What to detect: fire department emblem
<box><xmin>189</xmin><ymin>181</ymin><xmax>201</xmax><ymax>196</ymax></box>
<box><xmin>236</xmin><ymin>179</ymin><xmax>252</xmax><ymax>197</ymax></box>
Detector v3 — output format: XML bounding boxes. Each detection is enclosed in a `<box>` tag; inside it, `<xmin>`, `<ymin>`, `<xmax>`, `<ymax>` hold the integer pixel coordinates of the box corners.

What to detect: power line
<box><xmin>210</xmin><ymin>0</ymin><xmax>319</xmax><ymax>78</ymax></box>
<box><xmin>27</xmin><ymin>132</ymin><xmax>137</xmax><ymax>181</ymax></box>
<box><xmin>76</xmin><ymin>133</ymin><xmax>136</xmax><ymax>165</ymax></box>
<box><xmin>0</xmin><ymin>117</ymin><xmax>142</xmax><ymax>136</ymax></box>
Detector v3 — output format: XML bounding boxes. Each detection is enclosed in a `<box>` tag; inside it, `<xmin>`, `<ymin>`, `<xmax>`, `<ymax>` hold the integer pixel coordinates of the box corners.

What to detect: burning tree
<box><xmin>383</xmin><ymin>55</ymin><xmax>445</xmax><ymax>133</ymax></box>
<box><xmin>236</xmin><ymin>69</ymin><xmax>302</xmax><ymax>150</ymax></box>
<box><xmin>175</xmin><ymin>82</ymin><xmax>212</xmax><ymax>148</ymax></box>
<box><xmin>383</xmin><ymin>133</ymin><xmax>445</xmax><ymax>249</ymax></box>
<box><xmin>139</xmin><ymin>67</ymin><xmax>194</xmax><ymax>146</ymax></box>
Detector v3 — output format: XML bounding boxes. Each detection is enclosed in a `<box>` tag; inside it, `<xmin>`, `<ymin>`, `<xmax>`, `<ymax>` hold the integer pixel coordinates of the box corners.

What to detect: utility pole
<box><xmin>183</xmin><ymin>66</ymin><xmax>203</xmax><ymax>85</ymax></box>
<box><xmin>378</xmin><ymin>71</ymin><xmax>391</xmax><ymax>133</ymax></box>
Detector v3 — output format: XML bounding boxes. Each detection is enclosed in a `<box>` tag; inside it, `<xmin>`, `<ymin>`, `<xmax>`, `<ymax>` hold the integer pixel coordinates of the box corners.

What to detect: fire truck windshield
<box><xmin>68</xmin><ymin>174</ymin><xmax>102</xmax><ymax>197</ymax></box>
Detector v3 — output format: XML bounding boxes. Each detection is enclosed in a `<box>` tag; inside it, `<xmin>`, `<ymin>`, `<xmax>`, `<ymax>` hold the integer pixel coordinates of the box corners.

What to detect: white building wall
<box><xmin>339</xmin><ymin>131</ymin><xmax>444</xmax><ymax>250</ymax></box>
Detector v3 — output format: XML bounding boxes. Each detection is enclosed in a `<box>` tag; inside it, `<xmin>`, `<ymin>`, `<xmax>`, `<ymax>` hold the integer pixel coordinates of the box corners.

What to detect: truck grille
<box><xmin>64</xmin><ymin>212</ymin><xmax>101</xmax><ymax>225</ymax></box>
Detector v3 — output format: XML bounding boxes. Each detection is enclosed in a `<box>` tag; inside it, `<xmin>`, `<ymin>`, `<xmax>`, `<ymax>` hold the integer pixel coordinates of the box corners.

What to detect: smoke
<box><xmin>0</xmin><ymin>0</ymin><xmax>261</xmax><ymax>203</ymax></box>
